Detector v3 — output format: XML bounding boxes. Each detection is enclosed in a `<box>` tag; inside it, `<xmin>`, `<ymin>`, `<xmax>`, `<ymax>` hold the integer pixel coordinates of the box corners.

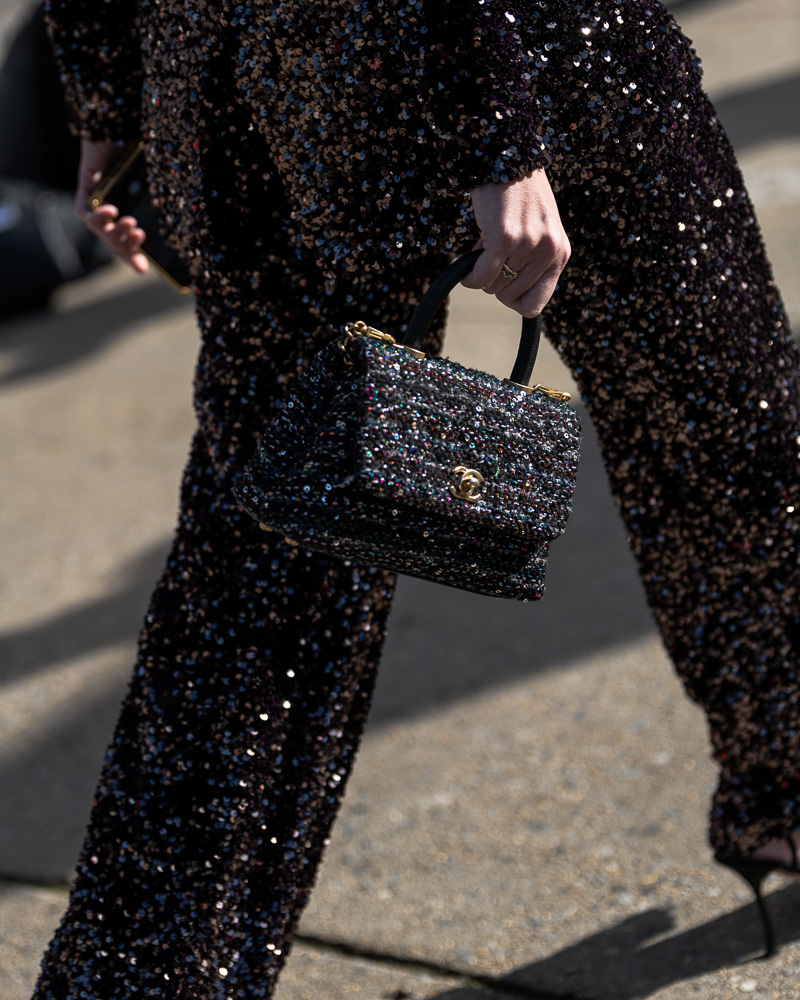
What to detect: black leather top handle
<box><xmin>402</xmin><ymin>249</ymin><xmax>542</xmax><ymax>386</ymax></box>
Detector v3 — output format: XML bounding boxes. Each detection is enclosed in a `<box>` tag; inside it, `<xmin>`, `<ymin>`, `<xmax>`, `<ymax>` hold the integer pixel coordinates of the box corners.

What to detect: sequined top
<box><xmin>45</xmin><ymin>1</ymin><xmax>700</xmax><ymax>270</ymax></box>
<box><xmin>34</xmin><ymin>5</ymin><xmax>800</xmax><ymax>994</ymax></box>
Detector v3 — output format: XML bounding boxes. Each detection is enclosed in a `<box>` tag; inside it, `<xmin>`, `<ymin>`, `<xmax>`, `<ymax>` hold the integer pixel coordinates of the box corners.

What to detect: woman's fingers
<box><xmin>464</xmin><ymin>168</ymin><xmax>571</xmax><ymax>317</ymax></box>
<box><xmin>493</xmin><ymin>238</ymin><xmax>571</xmax><ymax>318</ymax></box>
<box><xmin>125</xmin><ymin>250</ymin><xmax>150</xmax><ymax>275</ymax></box>
<box><xmin>461</xmin><ymin>246</ymin><xmax>517</xmax><ymax>292</ymax></box>
<box><xmin>83</xmin><ymin>207</ymin><xmax>150</xmax><ymax>274</ymax></box>
<box><xmin>501</xmin><ymin>254</ymin><xmax>569</xmax><ymax>318</ymax></box>
<box><xmin>466</xmin><ymin>240</ymin><xmax>570</xmax><ymax>318</ymax></box>
<box><xmin>76</xmin><ymin>139</ymin><xmax>150</xmax><ymax>275</ymax></box>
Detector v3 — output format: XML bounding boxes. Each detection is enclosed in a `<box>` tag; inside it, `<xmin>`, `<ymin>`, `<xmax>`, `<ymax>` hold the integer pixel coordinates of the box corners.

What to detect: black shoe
<box><xmin>715</xmin><ymin>836</ymin><xmax>799</xmax><ymax>959</ymax></box>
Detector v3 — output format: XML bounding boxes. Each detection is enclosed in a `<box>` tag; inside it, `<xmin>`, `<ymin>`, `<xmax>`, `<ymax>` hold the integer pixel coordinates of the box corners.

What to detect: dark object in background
<box><xmin>0</xmin><ymin>175</ymin><xmax>109</xmax><ymax>314</ymax></box>
<box><xmin>0</xmin><ymin>4</ymin><xmax>110</xmax><ymax>316</ymax></box>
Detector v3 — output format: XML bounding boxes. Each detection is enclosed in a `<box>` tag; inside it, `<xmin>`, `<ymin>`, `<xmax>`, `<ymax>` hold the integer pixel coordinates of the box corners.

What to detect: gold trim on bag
<box><xmin>339</xmin><ymin>320</ymin><xmax>426</xmax><ymax>361</ymax></box>
<box><xmin>502</xmin><ymin>379</ymin><xmax>572</xmax><ymax>403</ymax></box>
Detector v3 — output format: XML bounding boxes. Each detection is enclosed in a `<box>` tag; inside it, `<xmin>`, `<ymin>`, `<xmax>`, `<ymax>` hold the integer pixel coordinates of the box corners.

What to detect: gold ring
<box><xmin>501</xmin><ymin>264</ymin><xmax>519</xmax><ymax>280</ymax></box>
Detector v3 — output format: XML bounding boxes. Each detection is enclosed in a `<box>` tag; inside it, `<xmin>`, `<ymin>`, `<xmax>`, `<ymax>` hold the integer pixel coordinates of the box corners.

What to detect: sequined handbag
<box><xmin>234</xmin><ymin>251</ymin><xmax>582</xmax><ymax>600</ymax></box>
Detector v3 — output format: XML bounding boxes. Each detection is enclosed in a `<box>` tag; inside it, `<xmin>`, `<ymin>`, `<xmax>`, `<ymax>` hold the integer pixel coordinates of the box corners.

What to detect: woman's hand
<box><xmin>76</xmin><ymin>139</ymin><xmax>149</xmax><ymax>274</ymax></box>
<box><xmin>463</xmin><ymin>168</ymin><xmax>570</xmax><ymax>317</ymax></box>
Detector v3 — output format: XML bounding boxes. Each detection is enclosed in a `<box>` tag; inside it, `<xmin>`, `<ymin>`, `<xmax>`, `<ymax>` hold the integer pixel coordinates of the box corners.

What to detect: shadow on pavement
<box><xmin>0</xmin><ymin>676</ymin><xmax>136</xmax><ymax>883</ymax></box>
<box><xmin>0</xmin><ymin>541</ymin><xmax>169</xmax><ymax>686</ymax></box>
<box><xmin>0</xmin><ymin>277</ymin><xmax>191</xmax><ymax>387</ymax></box>
<box><xmin>0</xmin><ymin>408</ymin><xmax>654</xmax><ymax>879</ymax></box>
<box><xmin>0</xmin><ymin>401</ymin><xmax>657</xmax><ymax>723</ymax></box>
<box><xmin>715</xmin><ymin>72</ymin><xmax>800</xmax><ymax>151</ymax></box>
<box><xmin>665</xmin><ymin>0</ymin><xmax>730</xmax><ymax>10</ymax></box>
<box><xmin>373</xmin><ymin>413</ymin><xmax>656</xmax><ymax>724</ymax></box>
<box><xmin>427</xmin><ymin>884</ymin><xmax>800</xmax><ymax>999</ymax></box>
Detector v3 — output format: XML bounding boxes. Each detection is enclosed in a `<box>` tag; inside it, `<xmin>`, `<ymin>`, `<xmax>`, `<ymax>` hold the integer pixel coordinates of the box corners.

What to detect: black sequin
<box><xmin>38</xmin><ymin>0</ymin><xmax>800</xmax><ymax>995</ymax></box>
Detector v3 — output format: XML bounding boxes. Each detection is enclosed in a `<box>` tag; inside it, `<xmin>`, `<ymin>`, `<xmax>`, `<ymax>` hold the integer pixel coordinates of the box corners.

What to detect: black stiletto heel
<box><xmin>715</xmin><ymin>836</ymin><xmax>799</xmax><ymax>960</ymax></box>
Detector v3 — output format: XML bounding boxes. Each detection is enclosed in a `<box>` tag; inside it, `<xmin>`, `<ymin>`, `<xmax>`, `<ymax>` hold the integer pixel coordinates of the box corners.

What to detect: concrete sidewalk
<box><xmin>2</xmin><ymin>1</ymin><xmax>800</xmax><ymax>997</ymax></box>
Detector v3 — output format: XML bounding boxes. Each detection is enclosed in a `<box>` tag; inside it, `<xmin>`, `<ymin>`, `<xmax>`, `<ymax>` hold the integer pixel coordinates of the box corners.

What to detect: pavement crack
<box><xmin>295</xmin><ymin>933</ymin><xmax>583</xmax><ymax>1000</ymax></box>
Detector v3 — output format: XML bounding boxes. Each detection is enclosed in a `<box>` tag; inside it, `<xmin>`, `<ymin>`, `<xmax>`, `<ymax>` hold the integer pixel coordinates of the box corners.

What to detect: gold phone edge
<box><xmin>86</xmin><ymin>141</ymin><xmax>145</xmax><ymax>211</ymax></box>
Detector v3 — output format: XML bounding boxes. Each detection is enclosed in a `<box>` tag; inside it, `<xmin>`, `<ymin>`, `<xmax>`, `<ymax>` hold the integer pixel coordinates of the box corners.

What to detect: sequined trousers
<box><xmin>34</xmin><ymin>97</ymin><xmax>800</xmax><ymax>997</ymax></box>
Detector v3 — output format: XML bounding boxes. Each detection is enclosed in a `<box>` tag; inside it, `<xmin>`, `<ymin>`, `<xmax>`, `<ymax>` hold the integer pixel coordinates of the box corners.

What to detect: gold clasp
<box><xmin>450</xmin><ymin>466</ymin><xmax>485</xmax><ymax>502</ymax></box>
<box><xmin>339</xmin><ymin>319</ymin><xmax>395</xmax><ymax>347</ymax></box>
<box><xmin>338</xmin><ymin>321</ymin><xmax>395</xmax><ymax>365</ymax></box>
<box><xmin>533</xmin><ymin>383</ymin><xmax>572</xmax><ymax>403</ymax></box>
<box><xmin>338</xmin><ymin>320</ymin><xmax>426</xmax><ymax>362</ymax></box>
<box><xmin>502</xmin><ymin>378</ymin><xmax>572</xmax><ymax>403</ymax></box>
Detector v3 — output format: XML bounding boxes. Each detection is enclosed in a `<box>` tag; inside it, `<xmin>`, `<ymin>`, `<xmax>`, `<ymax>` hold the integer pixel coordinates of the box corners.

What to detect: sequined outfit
<box><xmin>39</xmin><ymin>0</ymin><xmax>800</xmax><ymax>995</ymax></box>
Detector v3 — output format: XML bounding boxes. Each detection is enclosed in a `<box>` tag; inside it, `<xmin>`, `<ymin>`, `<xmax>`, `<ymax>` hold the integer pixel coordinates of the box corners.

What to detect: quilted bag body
<box><xmin>235</xmin><ymin>253</ymin><xmax>582</xmax><ymax>601</ymax></box>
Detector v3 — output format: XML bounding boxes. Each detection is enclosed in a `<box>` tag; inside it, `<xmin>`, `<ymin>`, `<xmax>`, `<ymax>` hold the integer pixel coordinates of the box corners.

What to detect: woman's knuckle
<box><xmin>543</xmin><ymin>230</ymin><xmax>560</xmax><ymax>251</ymax></box>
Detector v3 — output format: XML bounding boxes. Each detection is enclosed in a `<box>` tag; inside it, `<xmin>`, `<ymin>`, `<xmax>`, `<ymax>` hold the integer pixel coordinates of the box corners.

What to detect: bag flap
<box><xmin>353</xmin><ymin>339</ymin><xmax>581</xmax><ymax>541</ymax></box>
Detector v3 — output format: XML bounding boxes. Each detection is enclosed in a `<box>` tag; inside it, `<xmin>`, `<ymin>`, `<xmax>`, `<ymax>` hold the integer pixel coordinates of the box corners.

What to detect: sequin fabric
<box><xmin>234</xmin><ymin>329</ymin><xmax>581</xmax><ymax>600</ymax></box>
<box><xmin>40</xmin><ymin>0</ymin><xmax>800</xmax><ymax>995</ymax></box>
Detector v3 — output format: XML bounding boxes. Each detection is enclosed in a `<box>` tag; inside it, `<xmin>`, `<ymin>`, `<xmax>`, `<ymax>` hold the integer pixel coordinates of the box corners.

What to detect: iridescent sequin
<box><xmin>39</xmin><ymin>0</ymin><xmax>800</xmax><ymax>995</ymax></box>
<box><xmin>234</xmin><ymin>330</ymin><xmax>582</xmax><ymax>601</ymax></box>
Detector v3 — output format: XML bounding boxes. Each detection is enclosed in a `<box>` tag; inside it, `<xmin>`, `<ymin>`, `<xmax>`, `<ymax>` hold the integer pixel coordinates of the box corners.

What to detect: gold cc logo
<box><xmin>450</xmin><ymin>466</ymin><xmax>485</xmax><ymax>502</ymax></box>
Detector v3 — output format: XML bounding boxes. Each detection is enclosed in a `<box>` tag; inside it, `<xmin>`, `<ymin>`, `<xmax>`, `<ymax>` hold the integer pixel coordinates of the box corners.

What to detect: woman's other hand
<box><xmin>76</xmin><ymin>139</ymin><xmax>149</xmax><ymax>274</ymax></box>
<box><xmin>464</xmin><ymin>168</ymin><xmax>570</xmax><ymax>317</ymax></box>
